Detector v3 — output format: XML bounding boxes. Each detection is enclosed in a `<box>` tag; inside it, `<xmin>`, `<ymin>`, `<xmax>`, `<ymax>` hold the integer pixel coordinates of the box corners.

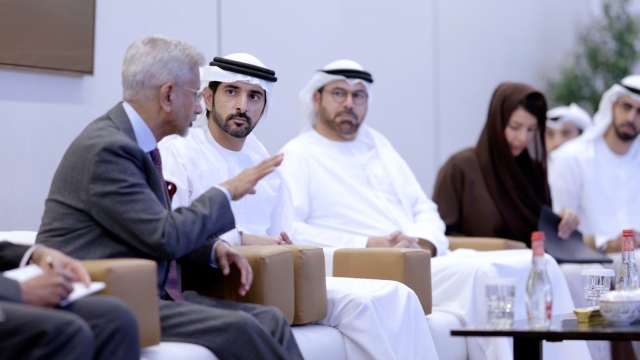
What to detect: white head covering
<box><xmin>581</xmin><ymin>75</ymin><xmax>640</xmax><ymax>141</ymax></box>
<box><xmin>546</xmin><ymin>103</ymin><xmax>592</xmax><ymax>131</ymax></box>
<box><xmin>299</xmin><ymin>59</ymin><xmax>373</xmax><ymax>132</ymax></box>
<box><xmin>193</xmin><ymin>53</ymin><xmax>276</xmax><ymax>127</ymax></box>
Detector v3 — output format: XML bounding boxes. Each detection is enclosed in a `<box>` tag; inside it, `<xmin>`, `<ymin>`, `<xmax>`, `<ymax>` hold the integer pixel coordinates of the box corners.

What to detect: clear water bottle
<box><xmin>525</xmin><ymin>231</ymin><xmax>553</xmax><ymax>329</ymax></box>
<box><xmin>615</xmin><ymin>229</ymin><xmax>639</xmax><ymax>290</ymax></box>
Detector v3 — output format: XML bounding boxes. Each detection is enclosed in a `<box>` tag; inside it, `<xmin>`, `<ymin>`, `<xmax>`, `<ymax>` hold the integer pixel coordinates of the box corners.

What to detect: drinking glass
<box><xmin>485</xmin><ymin>277</ymin><xmax>517</xmax><ymax>328</ymax></box>
<box><xmin>581</xmin><ymin>269</ymin><xmax>614</xmax><ymax>307</ymax></box>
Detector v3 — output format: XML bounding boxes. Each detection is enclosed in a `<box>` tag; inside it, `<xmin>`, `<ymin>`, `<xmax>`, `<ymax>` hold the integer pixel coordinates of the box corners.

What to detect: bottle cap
<box><xmin>623</xmin><ymin>229</ymin><xmax>634</xmax><ymax>237</ymax></box>
<box><xmin>531</xmin><ymin>231</ymin><xmax>545</xmax><ymax>241</ymax></box>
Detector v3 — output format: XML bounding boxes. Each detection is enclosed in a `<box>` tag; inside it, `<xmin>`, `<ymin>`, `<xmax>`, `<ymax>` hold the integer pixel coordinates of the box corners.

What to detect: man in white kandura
<box><xmin>549</xmin><ymin>75</ymin><xmax>640</xmax><ymax>360</ymax></box>
<box><xmin>549</xmin><ymin>75</ymin><xmax>640</xmax><ymax>260</ymax></box>
<box><xmin>278</xmin><ymin>59</ymin><xmax>591</xmax><ymax>360</ymax></box>
<box><xmin>545</xmin><ymin>102</ymin><xmax>592</xmax><ymax>155</ymax></box>
<box><xmin>158</xmin><ymin>53</ymin><xmax>437</xmax><ymax>360</ymax></box>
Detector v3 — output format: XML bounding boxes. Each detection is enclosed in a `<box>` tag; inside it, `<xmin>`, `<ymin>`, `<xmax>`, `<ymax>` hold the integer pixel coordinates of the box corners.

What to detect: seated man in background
<box><xmin>159</xmin><ymin>53</ymin><xmax>437</xmax><ymax>360</ymax></box>
<box><xmin>549</xmin><ymin>75</ymin><xmax>640</xmax><ymax>258</ymax></box>
<box><xmin>36</xmin><ymin>35</ymin><xmax>302</xmax><ymax>360</ymax></box>
<box><xmin>0</xmin><ymin>241</ymin><xmax>139</xmax><ymax>359</ymax></box>
<box><xmin>278</xmin><ymin>59</ymin><xmax>590</xmax><ymax>360</ymax></box>
<box><xmin>545</xmin><ymin>102</ymin><xmax>592</xmax><ymax>154</ymax></box>
<box><xmin>549</xmin><ymin>74</ymin><xmax>640</xmax><ymax>360</ymax></box>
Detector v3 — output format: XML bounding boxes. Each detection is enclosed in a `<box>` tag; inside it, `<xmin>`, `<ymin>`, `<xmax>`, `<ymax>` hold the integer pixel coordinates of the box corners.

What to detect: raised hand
<box><xmin>220</xmin><ymin>154</ymin><xmax>284</xmax><ymax>200</ymax></box>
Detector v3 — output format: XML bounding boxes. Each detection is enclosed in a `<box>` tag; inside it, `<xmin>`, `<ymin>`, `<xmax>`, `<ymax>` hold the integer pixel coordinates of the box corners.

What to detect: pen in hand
<box><xmin>46</xmin><ymin>255</ymin><xmax>78</xmax><ymax>285</ymax></box>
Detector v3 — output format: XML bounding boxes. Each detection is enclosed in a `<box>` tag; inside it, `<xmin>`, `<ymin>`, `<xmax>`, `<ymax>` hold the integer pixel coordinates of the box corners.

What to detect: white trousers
<box><xmin>319</xmin><ymin>277</ymin><xmax>438</xmax><ymax>360</ymax></box>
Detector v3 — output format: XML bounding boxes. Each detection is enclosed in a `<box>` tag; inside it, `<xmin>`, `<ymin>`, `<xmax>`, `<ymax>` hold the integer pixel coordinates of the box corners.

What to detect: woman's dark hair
<box><xmin>521</xmin><ymin>92</ymin><xmax>546</xmax><ymax>124</ymax></box>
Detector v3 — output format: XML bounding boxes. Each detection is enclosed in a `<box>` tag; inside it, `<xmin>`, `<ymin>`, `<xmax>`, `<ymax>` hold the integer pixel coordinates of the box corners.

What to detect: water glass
<box><xmin>485</xmin><ymin>277</ymin><xmax>517</xmax><ymax>328</ymax></box>
<box><xmin>581</xmin><ymin>269</ymin><xmax>614</xmax><ymax>307</ymax></box>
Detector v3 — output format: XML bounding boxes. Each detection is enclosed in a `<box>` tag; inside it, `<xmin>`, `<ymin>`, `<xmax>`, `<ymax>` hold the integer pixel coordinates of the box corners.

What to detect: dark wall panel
<box><xmin>0</xmin><ymin>0</ymin><xmax>96</xmax><ymax>74</ymax></box>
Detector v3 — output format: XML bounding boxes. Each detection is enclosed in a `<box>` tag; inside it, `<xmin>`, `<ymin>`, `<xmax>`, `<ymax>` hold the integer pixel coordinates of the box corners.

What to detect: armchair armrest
<box><xmin>448</xmin><ymin>236</ymin><xmax>527</xmax><ymax>251</ymax></box>
<box><xmin>284</xmin><ymin>245</ymin><xmax>327</xmax><ymax>325</ymax></box>
<box><xmin>181</xmin><ymin>246</ymin><xmax>296</xmax><ymax>324</ymax></box>
<box><xmin>332</xmin><ymin>248</ymin><xmax>432</xmax><ymax>315</ymax></box>
<box><xmin>82</xmin><ymin>258</ymin><xmax>160</xmax><ymax>348</ymax></box>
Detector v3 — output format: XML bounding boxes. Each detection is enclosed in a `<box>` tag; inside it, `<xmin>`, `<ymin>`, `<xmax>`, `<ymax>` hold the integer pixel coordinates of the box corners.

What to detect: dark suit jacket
<box><xmin>0</xmin><ymin>242</ymin><xmax>29</xmax><ymax>302</ymax></box>
<box><xmin>36</xmin><ymin>103</ymin><xmax>235</xmax><ymax>295</ymax></box>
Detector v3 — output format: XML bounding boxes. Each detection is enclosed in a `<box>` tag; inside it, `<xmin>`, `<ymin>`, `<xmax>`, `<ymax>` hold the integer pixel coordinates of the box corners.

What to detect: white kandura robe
<box><xmin>548</xmin><ymin>130</ymin><xmax>640</xmax><ymax>360</ymax></box>
<box><xmin>158</xmin><ymin>123</ymin><xmax>437</xmax><ymax>360</ymax></box>
<box><xmin>279</xmin><ymin>126</ymin><xmax>591</xmax><ymax>360</ymax></box>
<box><xmin>549</xmin><ymin>135</ymin><xmax>640</xmax><ymax>249</ymax></box>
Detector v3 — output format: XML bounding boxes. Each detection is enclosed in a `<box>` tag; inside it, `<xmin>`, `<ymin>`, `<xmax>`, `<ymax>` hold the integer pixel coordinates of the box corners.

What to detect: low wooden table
<box><xmin>451</xmin><ymin>313</ymin><xmax>640</xmax><ymax>359</ymax></box>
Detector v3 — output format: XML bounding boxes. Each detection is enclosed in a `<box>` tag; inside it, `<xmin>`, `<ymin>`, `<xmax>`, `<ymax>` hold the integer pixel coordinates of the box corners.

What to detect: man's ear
<box><xmin>158</xmin><ymin>83</ymin><xmax>174</xmax><ymax>113</ymax></box>
<box><xmin>312</xmin><ymin>91</ymin><xmax>321</xmax><ymax>112</ymax></box>
<box><xmin>204</xmin><ymin>87</ymin><xmax>214</xmax><ymax>112</ymax></box>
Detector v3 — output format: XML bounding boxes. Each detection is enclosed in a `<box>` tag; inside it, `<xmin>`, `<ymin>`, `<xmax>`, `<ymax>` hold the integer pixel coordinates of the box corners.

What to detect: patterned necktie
<box><xmin>150</xmin><ymin>148</ymin><xmax>184</xmax><ymax>301</ymax></box>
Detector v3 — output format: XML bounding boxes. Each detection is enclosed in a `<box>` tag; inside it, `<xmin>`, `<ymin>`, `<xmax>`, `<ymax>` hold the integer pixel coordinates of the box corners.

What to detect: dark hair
<box><xmin>205</xmin><ymin>81</ymin><xmax>222</xmax><ymax>119</ymax></box>
<box><xmin>205</xmin><ymin>81</ymin><xmax>268</xmax><ymax>118</ymax></box>
<box><xmin>520</xmin><ymin>92</ymin><xmax>546</xmax><ymax>124</ymax></box>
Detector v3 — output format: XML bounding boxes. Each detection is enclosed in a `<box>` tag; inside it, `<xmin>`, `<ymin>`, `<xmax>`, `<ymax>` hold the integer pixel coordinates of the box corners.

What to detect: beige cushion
<box><xmin>448</xmin><ymin>236</ymin><xmax>527</xmax><ymax>251</ymax></box>
<box><xmin>284</xmin><ymin>245</ymin><xmax>328</xmax><ymax>325</ymax></box>
<box><xmin>332</xmin><ymin>248</ymin><xmax>432</xmax><ymax>315</ymax></box>
<box><xmin>182</xmin><ymin>246</ymin><xmax>296</xmax><ymax>324</ymax></box>
<box><xmin>82</xmin><ymin>258</ymin><xmax>161</xmax><ymax>348</ymax></box>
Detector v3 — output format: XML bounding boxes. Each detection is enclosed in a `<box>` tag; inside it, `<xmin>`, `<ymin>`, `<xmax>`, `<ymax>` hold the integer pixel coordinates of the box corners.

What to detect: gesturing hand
<box><xmin>220</xmin><ymin>154</ymin><xmax>284</xmax><ymax>200</ymax></box>
<box><xmin>216</xmin><ymin>241</ymin><xmax>253</xmax><ymax>296</ymax></box>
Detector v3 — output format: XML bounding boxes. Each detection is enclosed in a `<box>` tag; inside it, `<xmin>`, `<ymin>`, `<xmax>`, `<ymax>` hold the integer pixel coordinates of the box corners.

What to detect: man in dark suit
<box><xmin>0</xmin><ymin>241</ymin><xmax>139</xmax><ymax>359</ymax></box>
<box><xmin>36</xmin><ymin>35</ymin><xmax>301</xmax><ymax>359</ymax></box>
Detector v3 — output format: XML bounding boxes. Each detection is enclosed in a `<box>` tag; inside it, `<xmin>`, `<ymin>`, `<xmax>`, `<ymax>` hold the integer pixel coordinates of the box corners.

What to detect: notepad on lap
<box><xmin>3</xmin><ymin>264</ymin><xmax>106</xmax><ymax>306</ymax></box>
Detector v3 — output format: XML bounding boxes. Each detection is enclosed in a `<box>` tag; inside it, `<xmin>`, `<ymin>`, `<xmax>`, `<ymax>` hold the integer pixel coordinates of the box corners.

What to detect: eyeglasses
<box><xmin>178</xmin><ymin>86</ymin><xmax>204</xmax><ymax>102</ymax></box>
<box><xmin>322</xmin><ymin>88</ymin><xmax>368</xmax><ymax>105</ymax></box>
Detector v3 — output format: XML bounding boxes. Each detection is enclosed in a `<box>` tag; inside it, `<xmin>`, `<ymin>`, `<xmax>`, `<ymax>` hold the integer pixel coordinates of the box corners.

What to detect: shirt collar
<box><xmin>122</xmin><ymin>101</ymin><xmax>157</xmax><ymax>153</ymax></box>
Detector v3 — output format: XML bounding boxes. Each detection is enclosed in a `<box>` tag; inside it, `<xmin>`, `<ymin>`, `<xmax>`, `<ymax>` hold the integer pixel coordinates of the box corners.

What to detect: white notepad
<box><xmin>3</xmin><ymin>264</ymin><xmax>106</xmax><ymax>307</ymax></box>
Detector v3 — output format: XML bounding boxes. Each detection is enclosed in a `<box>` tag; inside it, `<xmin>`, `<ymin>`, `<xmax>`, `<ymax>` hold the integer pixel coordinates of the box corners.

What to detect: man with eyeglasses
<box><xmin>278</xmin><ymin>60</ymin><xmax>591</xmax><ymax>360</ymax></box>
<box><xmin>280</xmin><ymin>59</ymin><xmax>444</xmax><ymax>253</ymax></box>
<box><xmin>36</xmin><ymin>35</ymin><xmax>302</xmax><ymax>359</ymax></box>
